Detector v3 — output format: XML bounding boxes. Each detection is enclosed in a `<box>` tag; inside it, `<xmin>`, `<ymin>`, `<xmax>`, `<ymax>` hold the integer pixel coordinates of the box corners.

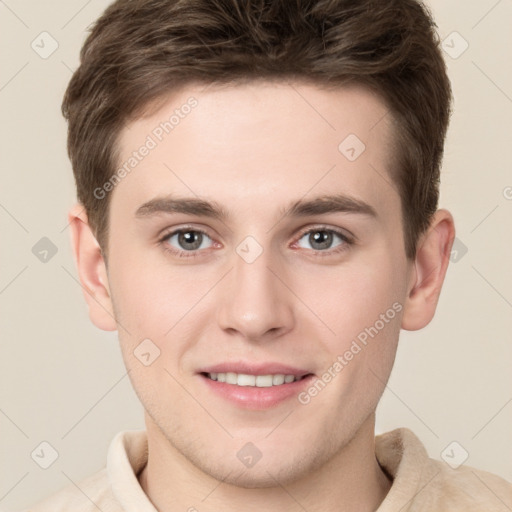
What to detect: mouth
<box><xmin>201</xmin><ymin>371</ymin><xmax>311</xmax><ymax>387</ymax></box>
<box><xmin>197</xmin><ymin>364</ymin><xmax>315</xmax><ymax>409</ymax></box>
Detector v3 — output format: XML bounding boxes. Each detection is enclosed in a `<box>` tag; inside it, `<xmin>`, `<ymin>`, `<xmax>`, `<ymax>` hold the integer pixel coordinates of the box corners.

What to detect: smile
<box><xmin>204</xmin><ymin>372</ymin><xmax>307</xmax><ymax>387</ymax></box>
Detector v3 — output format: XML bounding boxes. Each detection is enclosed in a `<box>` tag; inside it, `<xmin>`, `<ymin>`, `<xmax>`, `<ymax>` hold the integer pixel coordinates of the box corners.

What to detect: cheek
<box><xmin>294</xmin><ymin>250</ymin><xmax>407</xmax><ymax>400</ymax></box>
<box><xmin>300</xmin><ymin>261</ymin><xmax>403</xmax><ymax>412</ymax></box>
<box><xmin>107</xmin><ymin>247</ymin><xmax>218</xmax><ymax>378</ymax></box>
<box><xmin>299</xmin><ymin>255</ymin><xmax>404</xmax><ymax>343</ymax></box>
<box><xmin>107</xmin><ymin>240</ymin><xmax>198</xmax><ymax>331</ymax></box>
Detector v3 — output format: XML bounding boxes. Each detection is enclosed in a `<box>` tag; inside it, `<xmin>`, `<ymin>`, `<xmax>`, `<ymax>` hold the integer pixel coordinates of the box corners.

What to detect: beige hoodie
<box><xmin>22</xmin><ymin>428</ymin><xmax>512</xmax><ymax>511</ymax></box>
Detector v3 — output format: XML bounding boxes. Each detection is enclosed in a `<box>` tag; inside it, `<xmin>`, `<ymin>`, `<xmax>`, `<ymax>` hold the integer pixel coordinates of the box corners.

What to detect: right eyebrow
<box><xmin>135</xmin><ymin>195</ymin><xmax>230</xmax><ymax>222</ymax></box>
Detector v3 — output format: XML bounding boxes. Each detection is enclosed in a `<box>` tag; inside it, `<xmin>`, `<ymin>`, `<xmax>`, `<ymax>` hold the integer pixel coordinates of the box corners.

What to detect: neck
<box><xmin>138</xmin><ymin>413</ymin><xmax>392</xmax><ymax>512</ymax></box>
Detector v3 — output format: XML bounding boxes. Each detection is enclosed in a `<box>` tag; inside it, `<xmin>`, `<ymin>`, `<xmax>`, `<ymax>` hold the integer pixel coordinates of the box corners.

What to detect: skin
<box><xmin>69</xmin><ymin>81</ymin><xmax>455</xmax><ymax>512</ymax></box>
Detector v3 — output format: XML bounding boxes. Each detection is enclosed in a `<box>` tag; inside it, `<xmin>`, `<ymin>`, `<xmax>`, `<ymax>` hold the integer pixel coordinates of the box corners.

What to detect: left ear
<box><xmin>401</xmin><ymin>209</ymin><xmax>455</xmax><ymax>331</ymax></box>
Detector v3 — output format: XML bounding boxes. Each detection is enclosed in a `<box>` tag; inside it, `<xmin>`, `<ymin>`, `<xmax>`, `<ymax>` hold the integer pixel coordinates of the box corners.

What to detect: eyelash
<box><xmin>158</xmin><ymin>225</ymin><xmax>354</xmax><ymax>259</ymax></box>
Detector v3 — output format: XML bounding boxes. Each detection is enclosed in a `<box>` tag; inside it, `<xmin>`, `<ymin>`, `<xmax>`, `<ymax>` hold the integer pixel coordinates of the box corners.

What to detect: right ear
<box><xmin>68</xmin><ymin>203</ymin><xmax>117</xmax><ymax>331</ymax></box>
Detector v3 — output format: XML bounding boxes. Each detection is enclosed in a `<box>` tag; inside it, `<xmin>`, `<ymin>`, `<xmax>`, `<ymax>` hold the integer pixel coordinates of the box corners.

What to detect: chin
<box><xmin>209</xmin><ymin>461</ymin><xmax>303</xmax><ymax>489</ymax></box>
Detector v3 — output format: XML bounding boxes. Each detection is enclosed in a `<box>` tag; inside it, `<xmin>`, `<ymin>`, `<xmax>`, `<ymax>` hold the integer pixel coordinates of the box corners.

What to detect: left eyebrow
<box><xmin>279</xmin><ymin>194</ymin><xmax>378</xmax><ymax>219</ymax></box>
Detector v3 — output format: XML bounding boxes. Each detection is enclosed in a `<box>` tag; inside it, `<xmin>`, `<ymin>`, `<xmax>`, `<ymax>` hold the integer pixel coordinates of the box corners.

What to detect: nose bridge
<box><xmin>216</xmin><ymin>237</ymin><xmax>295</xmax><ymax>340</ymax></box>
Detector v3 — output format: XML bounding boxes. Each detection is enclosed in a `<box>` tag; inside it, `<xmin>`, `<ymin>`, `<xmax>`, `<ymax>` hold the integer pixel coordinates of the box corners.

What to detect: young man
<box><xmin>25</xmin><ymin>0</ymin><xmax>512</xmax><ymax>510</ymax></box>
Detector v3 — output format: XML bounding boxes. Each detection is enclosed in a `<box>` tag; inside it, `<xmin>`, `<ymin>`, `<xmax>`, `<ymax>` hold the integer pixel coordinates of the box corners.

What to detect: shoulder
<box><xmin>421</xmin><ymin>457</ymin><xmax>512</xmax><ymax>511</ymax></box>
<box><xmin>19</xmin><ymin>468</ymin><xmax>120</xmax><ymax>512</ymax></box>
<box><xmin>376</xmin><ymin>428</ymin><xmax>512</xmax><ymax>511</ymax></box>
<box><xmin>19</xmin><ymin>430</ymin><xmax>149</xmax><ymax>512</ymax></box>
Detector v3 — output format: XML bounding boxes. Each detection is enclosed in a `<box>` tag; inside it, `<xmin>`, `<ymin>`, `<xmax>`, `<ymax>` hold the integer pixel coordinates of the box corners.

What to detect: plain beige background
<box><xmin>1</xmin><ymin>0</ymin><xmax>511</xmax><ymax>510</ymax></box>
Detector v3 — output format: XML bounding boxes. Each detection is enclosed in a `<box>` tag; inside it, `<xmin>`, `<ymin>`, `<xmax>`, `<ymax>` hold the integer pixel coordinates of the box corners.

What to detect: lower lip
<box><xmin>199</xmin><ymin>373</ymin><xmax>315</xmax><ymax>410</ymax></box>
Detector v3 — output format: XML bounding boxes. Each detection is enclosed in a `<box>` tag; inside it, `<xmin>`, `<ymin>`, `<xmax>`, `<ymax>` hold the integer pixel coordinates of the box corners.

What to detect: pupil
<box><xmin>179</xmin><ymin>231</ymin><xmax>201</xmax><ymax>250</ymax></box>
<box><xmin>311</xmin><ymin>231</ymin><xmax>332</xmax><ymax>249</ymax></box>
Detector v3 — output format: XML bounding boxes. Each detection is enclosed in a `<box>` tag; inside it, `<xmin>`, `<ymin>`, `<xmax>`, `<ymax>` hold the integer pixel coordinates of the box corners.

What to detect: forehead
<box><xmin>111</xmin><ymin>81</ymin><xmax>398</xmax><ymax>220</ymax></box>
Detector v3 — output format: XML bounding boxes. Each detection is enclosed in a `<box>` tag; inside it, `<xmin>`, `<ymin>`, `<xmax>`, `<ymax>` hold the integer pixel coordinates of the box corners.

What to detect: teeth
<box><xmin>226</xmin><ymin>372</ymin><xmax>237</xmax><ymax>384</ymax></box>
<box><xmin>237</xmin><ymin>374</ymin><xmax>256</xmax><ymax>386</ymax></box>
<box><xmin>272</xmin><ymin>374</ymin><xmax>285</xmax><ymax>385</ymax></box>
<box><xmin>255</xmin><ymin>375</ymin><xmax>273</xmax><ymax>387</ymax></box>
<box><xmin>206</xmin><ymin>372</ymin><xmax>302</xmax><ymax>387</ymax></box>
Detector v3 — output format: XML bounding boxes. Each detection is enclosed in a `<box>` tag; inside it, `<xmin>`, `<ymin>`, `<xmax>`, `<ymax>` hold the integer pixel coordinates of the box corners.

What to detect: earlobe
<box><xmin>68</xmin><ymin>203</ymin><xmax>117</xmax><ymax>331</ymax></box>
<box><xmin>401</xmin><ymin>209</ymin><xmax>455</xmax><ymax>331</ymax></box>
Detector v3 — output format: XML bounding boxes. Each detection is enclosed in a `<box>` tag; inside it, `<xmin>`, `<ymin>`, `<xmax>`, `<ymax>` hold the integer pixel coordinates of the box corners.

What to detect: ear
<box><xmin>68</xmin><ymin>203</ymin><xmax>117</xmax><ymax>331</ymax></box>
<box><xmin>401</xmin><ymin>209</ymin><xmax>455</xmax><ymax>331</ymax></box>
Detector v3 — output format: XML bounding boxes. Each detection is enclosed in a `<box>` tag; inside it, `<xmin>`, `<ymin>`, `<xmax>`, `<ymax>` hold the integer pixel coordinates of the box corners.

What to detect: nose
<box><xmin>216</xmin><ymin>244</ymin><xmax>295</xmax><ymax>343</ymax></box>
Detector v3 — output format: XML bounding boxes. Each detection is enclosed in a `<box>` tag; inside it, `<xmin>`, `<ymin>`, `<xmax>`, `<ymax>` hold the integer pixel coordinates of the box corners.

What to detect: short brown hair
<box><xmin>62</xmin><ymin>0</ymin><xmax>452</xmax><ymax>260</ymax></box>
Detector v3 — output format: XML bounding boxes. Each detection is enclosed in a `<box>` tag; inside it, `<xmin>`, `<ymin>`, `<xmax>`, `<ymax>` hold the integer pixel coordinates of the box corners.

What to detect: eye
<box><xmin>160</xmin><ymin>228</ymin><xmax>214</xmax><ymax>257</ymax></box>
<box><xmin>295</xmin><ymin>227</ymin><xmax>351</xmax><ymax>253</ymax></box>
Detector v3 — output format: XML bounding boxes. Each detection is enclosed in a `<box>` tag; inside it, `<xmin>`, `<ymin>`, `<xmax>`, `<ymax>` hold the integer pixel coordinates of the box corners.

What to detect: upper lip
<box><xmin>198</xmin><ymin>361</ymin><xmax>313</xmax><ymax>378</ymax></box>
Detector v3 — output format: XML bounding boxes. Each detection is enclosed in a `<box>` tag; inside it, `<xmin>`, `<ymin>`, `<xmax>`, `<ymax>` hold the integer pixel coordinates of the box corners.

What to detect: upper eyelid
<box><xmin>296</xmin><ymin>225</ymin><xmax>352</xmax><ymax>241</ymax></box>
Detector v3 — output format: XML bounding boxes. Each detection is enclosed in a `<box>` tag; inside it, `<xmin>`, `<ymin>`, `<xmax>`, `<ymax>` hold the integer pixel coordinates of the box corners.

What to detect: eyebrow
<box><xmin>135</xmin><ymin>196</ymin><xmax>230</xmax><ymax>221</ymax></box>
<box><xmin>282</xmin><ymin>194</ymin><xmax>377</xmax><ymax>219</ymax></box>
<box><xmin>134</xmin><ymin>193</ymin><xmax>377</xmax><ymax>221</ymax></box>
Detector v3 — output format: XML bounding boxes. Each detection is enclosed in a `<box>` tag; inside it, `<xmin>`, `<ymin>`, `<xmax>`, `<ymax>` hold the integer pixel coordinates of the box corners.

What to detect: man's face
<box><xmin>106</xmin><ymin>81</ymin><xmax>413</xmax><ymax>485</ymax></box>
